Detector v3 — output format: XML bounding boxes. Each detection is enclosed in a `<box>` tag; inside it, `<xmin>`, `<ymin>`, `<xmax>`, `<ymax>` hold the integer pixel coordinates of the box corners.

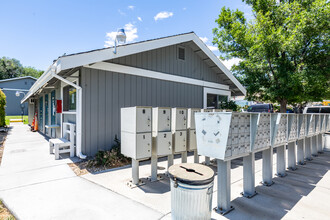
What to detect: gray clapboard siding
<box><xmin>108</xmin><ymin>44</ymin><xmax>222</xmax><ymax>84</ymax></box>
<box><xmin>81</xmin><ymin>67</ymin><xmax>203</xmax><ymax>156</ymax></box>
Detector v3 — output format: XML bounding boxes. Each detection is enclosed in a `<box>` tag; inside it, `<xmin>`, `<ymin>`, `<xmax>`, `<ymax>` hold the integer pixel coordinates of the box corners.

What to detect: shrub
<box><xmin>218</xmin><ymin>100</ymin><xmax>240</xmax><ymax>112</ymax></box>
<box><xmin>88</xmin><ymin>136</ymin><xmax>130</xmax><ymax>168</ymax></box>
<box><xmin>0</xmin><ymin>89</ymin><xmax>6</xmax><ymax>127</ymax></box>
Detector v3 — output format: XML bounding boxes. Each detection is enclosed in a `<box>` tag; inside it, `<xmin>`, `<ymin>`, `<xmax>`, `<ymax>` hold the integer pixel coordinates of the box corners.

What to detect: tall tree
<box><xmin>213</xmin><ymin>0</ymin><xmax>330</xmax><ymax>112</ymax></box>
<box><xmin>22</xmin><ymin>67</ymin><xmax>44</xmax><ymax>78</ymax></box>
<box><xmin>0</xmin><ymin>57</ymin><xmax>23</xmax><ymax>80</ymax></box>
<box><xmin>0</xmin><ymin>57</ymin><xmax>43</xmax><ymax>79</ymax></box>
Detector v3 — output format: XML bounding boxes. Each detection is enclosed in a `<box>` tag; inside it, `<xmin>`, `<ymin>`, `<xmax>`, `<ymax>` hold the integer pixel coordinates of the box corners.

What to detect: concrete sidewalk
<box><xmin>0</xmin><ymin>123</ymin><xmax>163</xmax><ymax>220</ymax></box>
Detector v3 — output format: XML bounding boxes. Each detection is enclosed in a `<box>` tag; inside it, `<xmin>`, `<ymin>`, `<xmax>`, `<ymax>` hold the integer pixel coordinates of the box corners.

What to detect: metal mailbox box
<box><xmin>251</xmin><ymin>113</ymin><xmax>271</xmax><ymax>152</ymax></box>
<box><xmin>152</xmin><ymin>107</ymin><xmax>171</xmax><ymax>132</ymax></box>
<box><xmin>195</xmin><ymin>112</ymin><xmax>250</xmax><ymax>161</ymax></box>
<box><xmin>287</xmin><ymin>114</ymin><xmax>298</xmax><ymax>142</ymax></box>
<box><xmin>154</xmin><ymin>131</ymin><xmax>172</xmax><ymax>156</ymax></box>
<box><xmin>187</xmin><ymin>108</ymin><xmax>201</xmax><ymax>129</ymax></box>
<box><xmin>173</xmin><ymin>130</ymin><xmax>187</xmax><ymax>153</ymax></box>
<box><xmin>172</xmin><ymin>108</ymin><xmax>187</xmax><ymax>131</ymax></box>
<box><xmin>271</xmin><ymin>113</ymin><xmax>288</xmax><ymax>147</ymax></box>
<box><xmin>121</xmin><ymin>132</ymin><xmax>152</xmax><ymax>160</ymax></box>
<box><xmin>297</xmin><ymin>114</ymin><xmax>306</xmax><ymax>139</ymax></box>
<box><xmin>121</xmin><ymin>106</ymin><xmax>152</xmax><ymax>133</ymax></box>
<box><xmin>187</xmin><ymin>129</ymin><xmax>197</xmax><ymax>151</ymax></box>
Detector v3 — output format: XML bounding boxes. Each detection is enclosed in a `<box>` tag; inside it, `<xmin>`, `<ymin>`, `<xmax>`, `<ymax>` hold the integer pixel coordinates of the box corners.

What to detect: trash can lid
<box><xmin>168</xmin><ymin>163</ymin><xmax>215</xmax><ymax>185</ymax></box>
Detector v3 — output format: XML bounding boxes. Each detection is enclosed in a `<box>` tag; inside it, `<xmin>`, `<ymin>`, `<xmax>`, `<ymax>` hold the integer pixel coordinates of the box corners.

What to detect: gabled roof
<box><xmin>22</xmin><ymin>32</ymin><xmax>246</xmax><ymax>103</ymax></box>
<box><xmin>0</xmin><ymin>76</ymin><xmax>37</xmax><ymax>83</ymax></box>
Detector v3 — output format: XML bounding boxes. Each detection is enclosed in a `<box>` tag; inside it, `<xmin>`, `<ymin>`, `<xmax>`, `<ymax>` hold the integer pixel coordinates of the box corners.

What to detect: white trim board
<box><xmin>22</xmin><ymin>32</ymin><xmax>246</xmax><ymax>104</ymax></box>
<box><xmin>59</xmin><ymin>33</ymin><xmax>245</xmax><ymax>95</ymax></box>
<box><xmin>85</xmin><ymin>62</ymin><xmax>230</xmax><ymax>91</ymax></box>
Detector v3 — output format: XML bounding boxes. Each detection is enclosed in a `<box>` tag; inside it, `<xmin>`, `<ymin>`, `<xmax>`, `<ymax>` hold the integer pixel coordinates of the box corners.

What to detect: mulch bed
<box><xmin>0</xmin><ymin>200</ymin><xmax>15</xmax><ymax>220</ymax></box>
<box><xmin>0</xmin><ymin>129</ymin><xmax>8</xmax><ymax>166</ymax></box>
<box><xmin>68</xmin><ymin>160</ymin><xmax>130</xmax><ymax>176</ymax></box>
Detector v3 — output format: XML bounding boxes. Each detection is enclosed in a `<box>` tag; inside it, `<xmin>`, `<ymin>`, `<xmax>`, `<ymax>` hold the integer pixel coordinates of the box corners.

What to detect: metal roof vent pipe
<box><xmin>113</xmin><ymin>28</ymin><xmax>126</xmax><ymax>54</ymax></box>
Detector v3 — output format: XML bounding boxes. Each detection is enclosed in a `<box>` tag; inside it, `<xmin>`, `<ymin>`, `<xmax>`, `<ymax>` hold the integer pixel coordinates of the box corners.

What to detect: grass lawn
<box><xmin>5</xmin><ymin>116</ymin><xmax>28</xmax><ymax>125</ymax></box>
<box><xmin>0</xmin><ymin>200</ymin><xmax>15</xmax><ymax>220</ymax></box>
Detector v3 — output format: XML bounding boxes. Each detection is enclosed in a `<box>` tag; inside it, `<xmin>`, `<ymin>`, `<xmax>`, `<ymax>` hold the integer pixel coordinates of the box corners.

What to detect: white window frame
<box><xmin>203</xmin><ymin>87</ymin><xmax>231</xmax><ymax>109</ymax></box>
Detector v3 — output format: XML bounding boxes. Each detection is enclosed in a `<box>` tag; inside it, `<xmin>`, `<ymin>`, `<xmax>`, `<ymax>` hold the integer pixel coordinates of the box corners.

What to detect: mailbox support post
<box><xmin>305</xmin><ymin>137</ymin><xmax>312</xmax><ymax>161</ymax></box>
<box><xmin>311</xmin><ymin>136</ymin><xmax>318</xmax><ymax>157</ymax></box>
<box><xmin>297</xmin><ymin>139</ymin><xmax>305</xmax><ymax>165</ymax></box>
<box><xmin>242</xmin><ymin>153</ymin><xmax>257</xmax><ymax>198</ymax></box>
<box><xmin>276</xmin><ymin>145</ymin><xmax>287</xmax><ymax>177</ymax></box>
<box><xmin>168</xmin><ymin>154</ymin><xmax>174</xmax><ymax>168</ymax></box>
<box><xmin>287</xmin><ymin>142</ymin><xmax>297</xmax><ymax>170</ymax></box>
<box><xmin>317</xmin><ymin>134</ymin><xmax>323</xmax><ymax>153</ymax></box>
<box><xmin>214</xmin><ymin>159</ymin><xmax>234</xmax><ymax>215</ymax></box>
<box><xmin>262</xmin><ymin>148</ymin><xmax>274</xmax><ymax>186</ymax></box>
<box><xmin>150</xmin><ymin>144</ymin><xmax>158</xmax><ymax>182</ymax></box>
<box><xmin>194</xmin><ymin>150</ymin><xmax>199</xmax><ymax>163</ymax></box>
<box><xmin>132</xmin><ymin>159</ymin><xmax>139</xmax><ymax>185</ymax></box>
<box><xmin>205</xmin><ymin>156</ymin><xmax>210</xmax><ymax>165</ymax></box>
<box><xmin>181</xmin><ymin>151</ymin><xmax>187</xmax><ymax>163</ymax></box>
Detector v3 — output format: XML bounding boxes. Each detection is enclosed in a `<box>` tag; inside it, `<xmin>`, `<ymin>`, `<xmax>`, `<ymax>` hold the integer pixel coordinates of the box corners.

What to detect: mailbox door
<box><xmin>136</xmin><ymin>107</ymin><xmax>152</xmax><ymax>133</ymax></box>
<box><xmin>188</xmin><ymin>129</ymin><xmax>197</xmax><ymax>151</ymax></box>
<box><xmin>175</xmin><ymin>109</ymin><xmax>187</xmax><ymax>130</ymax></box>
<box><xmin>174</xmin><ymin>130</ymin><xmax>187</xmax><ymax>153</ymax></box>
<box><xmin>156</xmin><ymin>132</ymin><xmax>172</xmax><ymax>156</ymax></box>
<box><xmin>158</xmin><ymin>109</ymin><xmax>171</xmax><ymax>132</ymax></box>
<box><xmin>136</xmin><ymin>133</ymin><xmax>152</xmax><ymax>159</ymax></box>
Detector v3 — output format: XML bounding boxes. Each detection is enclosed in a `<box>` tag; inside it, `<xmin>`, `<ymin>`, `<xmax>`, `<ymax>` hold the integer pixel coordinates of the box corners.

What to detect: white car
<box><xmin>303</xmin><ymin>106</ymin><xmax>330</xmax><ymax>113</ymax></box>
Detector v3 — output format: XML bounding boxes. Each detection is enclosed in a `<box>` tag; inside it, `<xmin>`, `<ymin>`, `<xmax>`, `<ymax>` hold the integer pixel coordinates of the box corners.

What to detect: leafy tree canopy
<box><xmin>213</xmin><ymin>0</ymin><xmax>330</xmax><ymax>112</ymax></box>
<box><xmin>0</xmin><ymin>57</ymin><xmax>44</xmax><ymax>80</ymax></box>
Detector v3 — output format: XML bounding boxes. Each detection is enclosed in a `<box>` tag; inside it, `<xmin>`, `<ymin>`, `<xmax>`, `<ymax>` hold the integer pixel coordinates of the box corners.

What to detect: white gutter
<box><xmin>52</xmin><ymin>73</ymin><xmax>86</xmax><ymax>160</ymax></box>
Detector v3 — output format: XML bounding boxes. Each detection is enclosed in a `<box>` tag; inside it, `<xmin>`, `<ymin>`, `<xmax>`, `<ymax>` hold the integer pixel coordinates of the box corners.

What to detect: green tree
<box><xmin>0</xmin><ymin>57</ymin><xmax>23</xmax><ymax>80</ymax></box>
<box><xmin>213</xmin><ymin>0</ymin><xmax>330</xmax><ymax>112</ymax></box>
<box><xmin>0</xmin><ymin>89</ymin><xmax>6</xmax><ymax>127</ymax></box>
<box><xmin>0</xmin><ymin>57</ymin><xmax>44</xmax><ymax>79</ymax></box>
<box><xmin>22</xmin><ymin>66</ymin><xmax>44</xmax><ymax>78</ymax></box>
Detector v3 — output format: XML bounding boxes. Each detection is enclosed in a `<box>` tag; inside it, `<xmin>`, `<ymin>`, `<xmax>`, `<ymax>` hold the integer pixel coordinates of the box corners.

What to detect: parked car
<box><xmin>303</xmin><ymin>106</ymin><xmax>330</xmax><ymax>113</ymax></box>
<box><xmin>247</xmin><ymin>104</ymin><xmax>274</xmax><ymax>113</ymax></box>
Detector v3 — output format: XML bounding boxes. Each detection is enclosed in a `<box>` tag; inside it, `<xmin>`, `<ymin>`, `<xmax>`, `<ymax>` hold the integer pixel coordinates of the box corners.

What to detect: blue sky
<box><xmin>0</xmin><ymin>0</ymin><xmax>252</xmax><ymax>71</ymax></box>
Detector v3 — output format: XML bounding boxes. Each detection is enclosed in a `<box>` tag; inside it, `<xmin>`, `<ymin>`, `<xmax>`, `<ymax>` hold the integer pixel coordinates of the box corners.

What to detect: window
<box><xmin>178</xmin><ymin>47</ymin><xmax>185</xmax><ymax>60</ymax></box>
<box><xmin>206</xmin><ymin>94</ymin><xmax>228</xmax><ymax>109</ymax></box>
<box><xmin>63</xmin><ymin>85</ymin><xmax>76</xmax><ymax>111</ymax></box>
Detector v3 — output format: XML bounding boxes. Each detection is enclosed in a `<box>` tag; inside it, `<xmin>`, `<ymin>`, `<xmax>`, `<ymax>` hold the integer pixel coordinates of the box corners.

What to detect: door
<box><xmin>45</xmin><ymin>94</ymin><xmax>49</xmax><ymax>134</ymax></box>
<box><xmin>50</xmin><ymin>90</ymin><xmax>56</xmax><ymax>137</ymax></box>
<box><xmin>39</xmin><ymin>96</ymin><xmax>43</xmax><ymax>131</ymax></box>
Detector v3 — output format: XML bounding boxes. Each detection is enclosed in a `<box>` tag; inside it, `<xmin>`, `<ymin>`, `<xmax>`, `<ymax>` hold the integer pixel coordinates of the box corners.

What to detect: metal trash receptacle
<box><xmin>168</xmin><ymin>163</ymin><xmax>215</xmax><ymax>220</ymax></box>
<box><xmin>325</xmin><ymin>133</ymin><xmax>330</xmax><ymax>151</ymax></box>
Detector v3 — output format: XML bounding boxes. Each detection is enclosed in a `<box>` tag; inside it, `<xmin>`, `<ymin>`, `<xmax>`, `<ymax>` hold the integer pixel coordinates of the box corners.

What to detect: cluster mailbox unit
<box><xmin>195</xmin><ymin>112</ymin><xmax>252</xmax><ymax>214</ymax></box>
<box><xmin>121</xmin><ymin>106</ymin><xmax>152</xmax><ymax>186</ymax></box>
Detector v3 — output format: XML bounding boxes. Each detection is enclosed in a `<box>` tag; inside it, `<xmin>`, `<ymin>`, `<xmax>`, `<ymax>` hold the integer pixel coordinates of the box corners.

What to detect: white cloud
<box><xmin>118</xmin><ymin>9</ymin><xmax>126</xmax><ymax>16</ymax></box>
<box><xmin>221</xmin><ymin>58</ymin><xmax>242</xmax><ymax>70</ymax></box>
<box><xmin>183</xmin><ymin>7</ymin><xmax>187</xmax><ymax>10</ymax></box>
<box><xmin>104</xmin><ymin>23</ymin><xmax>138</xmax><ymax>47</ymax></box>
<box><xmin>207</xmin><ymin>45</ymin><xmax>218</xmax><ymax>51</ymax></box>
<box><xmin>128</xmin><ymin>5</ymin><xmax>135</xmax><ymax>10</ymax></box>
<box><xmin>199</xmin><ymin>37</ymin><xmax>208</xmax><ymax>43</ymax></box>
<box><xmin>137</xmin><ymin>16</ymin><xmax>142</xmax><ymax>22</ymax></box>
<box><xmin>154</xmin><ymin>11</ymin><xmax>173</xmax><ymax>21</ymax></box>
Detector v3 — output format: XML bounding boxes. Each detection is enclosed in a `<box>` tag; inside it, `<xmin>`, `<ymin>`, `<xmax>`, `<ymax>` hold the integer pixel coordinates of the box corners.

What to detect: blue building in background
<box><xmin>0</xmin><ymin>76</ymin><xmax>36</xmax><ymax>115</ymax></box>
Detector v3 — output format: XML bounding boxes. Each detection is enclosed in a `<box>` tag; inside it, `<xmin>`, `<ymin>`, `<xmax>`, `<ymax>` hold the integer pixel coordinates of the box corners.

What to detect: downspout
<box><xmin>52</xmin><ymin>70</ymin><xmax>87</xmax><ymax>159</ymax></box>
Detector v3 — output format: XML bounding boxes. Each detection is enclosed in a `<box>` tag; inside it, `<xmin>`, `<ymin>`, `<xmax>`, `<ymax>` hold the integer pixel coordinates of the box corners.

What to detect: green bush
<box><xmin>0</xmin><ymin>89</ymin><xmax>6</xmax><ymax>127</ymax></box>
<box><xmin>218</xmin><ymin>100</ymin><xmax>240</xmax><ymax>112</ymax></box>
<box><xmin>88</xmin><ymin>136</ymin><xmax>130</xmax><ymax>168</ymax></box>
